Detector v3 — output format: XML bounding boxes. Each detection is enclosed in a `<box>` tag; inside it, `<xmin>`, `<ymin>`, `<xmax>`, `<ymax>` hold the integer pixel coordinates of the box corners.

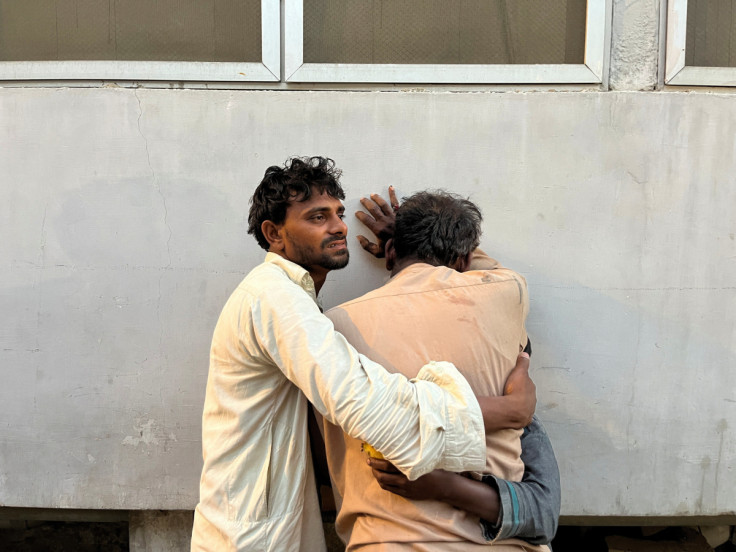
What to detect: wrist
<box><xmin>504</xmin><ymin>394</ymin><xmax>530</xmax><ymax>429</ymax></box>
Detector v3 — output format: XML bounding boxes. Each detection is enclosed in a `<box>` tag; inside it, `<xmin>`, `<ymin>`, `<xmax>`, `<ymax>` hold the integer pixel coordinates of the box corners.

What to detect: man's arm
<box><xmin>365</xmin><ymin>352</ymin><xmax>536</xmax><ymax>522</ymax></box>
<box><xmin>468</xmin><ymin>248</ymin><xmax>501</xmax><ymax>271</ymax></box>
<box><xmin>368</xmin><ymin>459</ymin><xmax>501</xmax><ymax>523</ymax></box>
<box><xmin>368</xmin><ymin>416</ymin><xmax>560</xmax><ymax>545</ymax></box>
<box><xmin>248</xmin><ymin>278</ymin><xmax>486</xmax><ymax>480</ymax></box>
<box><xmin>478</xmin><ymin>352</ymin><xmax>535</xmax><ymax>431</ymax></box>
<box><xmin>483</xmin><ymin>416</ymin><xmax>561</xmax><ymax>544</ymax></box>
<box><xmin>362</xmin><ymin>338</ymin><xmax>556</xmax><ymax>543</ymax></box>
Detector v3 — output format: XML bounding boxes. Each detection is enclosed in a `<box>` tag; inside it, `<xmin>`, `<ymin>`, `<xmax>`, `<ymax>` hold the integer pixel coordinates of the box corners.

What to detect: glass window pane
<box><xmin>686</xmin><ymin>0</ymin><xmax>736</xmax><ymax>68</ymax></box>
<box><xmin>0</xmin><ymin>0</ymin><xmax>261</xmax><ymax>62</ymax></box>
<box><xmin>303</xmin><ymin>0</ymin><xmax>587</xmax><ymax>65</ymax></box>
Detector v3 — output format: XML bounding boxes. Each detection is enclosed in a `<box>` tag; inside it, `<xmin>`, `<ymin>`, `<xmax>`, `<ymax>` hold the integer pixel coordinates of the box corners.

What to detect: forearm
<box><xmin>478</xmin><ymin>395</ymin><xmax>534</xmax><ymax>432</ymax></box>
<box><xmin>328</xmin><ymin>359</ymin><xmax>487</xmax><ymax>480</ymax></box>
<box><xmin>370</xmin><ymin>462</ymin><xmax>502</xmax><ymax>526</ymax></box>
<box><xmin>478</xmin><ymin>351</ymin><xmax>535</xmax><ymax>433</ymax></box>
<box><xmin>435</xmin><ymin>471</ymin><xmax>501</xmax><ymax>525</ymax></box>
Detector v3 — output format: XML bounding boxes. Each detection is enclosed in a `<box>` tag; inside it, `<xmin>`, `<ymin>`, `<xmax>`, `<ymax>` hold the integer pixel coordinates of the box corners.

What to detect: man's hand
<box><xmin>503</xmin><ymin>352</ymin><xmax>536</xmax><ymax>428</ymax></box>
<box><xmin>477</xmin><ymin>352</ymin><xmax>536</xmax><ymax>432</ymax></box>
<box><xmin>368</xmin><ymin>457</ymin><xmax>502</xmax><ymax>523</ymax></box>
<box><xmin>355</xmin><ymin>186</ymin><xmax>400</xmax><ymax>258</ymax></box>
<box><xmin>368</xmin><ymin>457</ymin><xmax>447</xmax><ymax>501</ymax></box>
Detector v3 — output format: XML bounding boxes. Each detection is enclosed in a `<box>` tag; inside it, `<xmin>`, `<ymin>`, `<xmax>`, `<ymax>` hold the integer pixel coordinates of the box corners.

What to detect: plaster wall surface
<box><xmin>609</xmin><ymin>0</ymin><xmax>661</xmax><ymax>90</ymax></box>
<box><xmin>1</xmin><ymin>87</ymin><xmax>734</xmax><ymax>517</ymax></box>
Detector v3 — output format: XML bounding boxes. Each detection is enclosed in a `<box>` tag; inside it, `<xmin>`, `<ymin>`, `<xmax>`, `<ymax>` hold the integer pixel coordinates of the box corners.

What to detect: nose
<box><xmin>330</xmin><ymin>214</ymin><xmax>347</xmax><ymax>236</ymax></box>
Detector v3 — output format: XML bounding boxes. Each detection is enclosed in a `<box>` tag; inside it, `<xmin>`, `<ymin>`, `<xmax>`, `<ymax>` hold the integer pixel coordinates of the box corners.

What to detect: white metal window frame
<box><xmin>666</xmin><ymin>0</ymin><xmax>736</xmax><ymax>85</ymax></box>
<box><xmin>284</xmin><ymin>0</ymin><xmax>606</xmax><ymax>84</ymax></box>
<box><xmin>0</xmin><ymin>0</ymin><xmax>280</xmax><ymax>82</ymax></box>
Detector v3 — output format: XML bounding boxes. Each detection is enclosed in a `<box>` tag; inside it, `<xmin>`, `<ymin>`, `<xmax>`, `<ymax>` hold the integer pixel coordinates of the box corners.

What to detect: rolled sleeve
<box><xmin>479</xmin><ymin>416</ymin><xmax>561</xmax><ymax>545</ymax></box>
<box><xmin>409</xmin><ymin>361</ymin><xmax>486</xmax><ymax>479</ymax></box>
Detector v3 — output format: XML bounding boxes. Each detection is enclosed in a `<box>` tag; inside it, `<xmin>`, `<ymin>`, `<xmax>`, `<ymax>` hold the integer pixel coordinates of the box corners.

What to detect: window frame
<box><xmin>284</xmin><ymin>0</ymin><xmax>607</xmax><ymax>84</ymax></box>
<box><xmin>0</xmin><ymin>0</ymin><xmax>280</xmax><ymax>82</ymax></box>
<box><xmin>666</xmin><ymin>0</ymin><xmax>736</xmax><ymax>86</ymax></box>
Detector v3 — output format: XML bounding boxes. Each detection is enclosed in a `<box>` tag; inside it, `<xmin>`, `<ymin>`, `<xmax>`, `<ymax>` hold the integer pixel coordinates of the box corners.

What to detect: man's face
<box><xmin>279</xmin><ymin>189</ymin><xmax>349</xmax><ymax>278</ymax></box>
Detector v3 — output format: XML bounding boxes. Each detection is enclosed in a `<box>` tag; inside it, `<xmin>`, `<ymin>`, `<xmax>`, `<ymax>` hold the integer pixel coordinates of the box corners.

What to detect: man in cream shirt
<box><xmin>191</xmin><ymin>158</ymin><xmax>535</xmax><ymax>551</ymax></box>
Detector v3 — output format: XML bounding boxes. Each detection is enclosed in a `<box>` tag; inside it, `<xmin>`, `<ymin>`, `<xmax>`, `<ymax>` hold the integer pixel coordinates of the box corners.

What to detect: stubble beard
<box><xmin>319</xmin><ymin>236</ymin><xmax>349</xmax><ymax>270</ymax></box>
<box><xmin>290</xmin><ymin>236</ymin><xmax>349</xmax><ymax>271</ymax></box>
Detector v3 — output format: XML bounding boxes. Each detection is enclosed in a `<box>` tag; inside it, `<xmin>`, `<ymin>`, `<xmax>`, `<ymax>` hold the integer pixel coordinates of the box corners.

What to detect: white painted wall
<box><xmin>1</xmin><ymin>87</ymin><xmax>734</xmax><ymax>517</ymax></box>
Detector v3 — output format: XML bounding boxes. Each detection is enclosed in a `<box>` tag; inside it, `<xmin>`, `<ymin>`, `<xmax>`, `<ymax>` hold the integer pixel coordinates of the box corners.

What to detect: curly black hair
<box><xmin>248</xmin><ymin>156</ymin><xmax>345</xmax><ymax>250</ymax></box>
<box><xmin>393</xmin><ymin>190</ymin><xmax>483</xmax><ymax>267</ymax></box>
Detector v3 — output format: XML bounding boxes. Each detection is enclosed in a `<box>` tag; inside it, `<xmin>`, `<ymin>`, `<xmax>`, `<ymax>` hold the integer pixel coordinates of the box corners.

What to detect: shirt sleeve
<box><xmin>479</xmin><ymin>416</ymin><xmax>561</xmax><ymax>544</ymax></box>
<box><xmin>468</xmin><ymin>249</ymin><xmax>501</xmax><ymax>271</ymax></box>
<box><xmin>247</xmin><ymin>280</ymin><xmax>486</xmax><ymax>481</ymax></box>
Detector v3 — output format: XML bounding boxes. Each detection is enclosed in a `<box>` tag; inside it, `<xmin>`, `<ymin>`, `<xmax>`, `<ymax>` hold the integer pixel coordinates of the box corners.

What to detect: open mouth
<box><xmin>326</xmin><ymin>240</ymin><xmax>346</xmax><ymax>250</ymax></box>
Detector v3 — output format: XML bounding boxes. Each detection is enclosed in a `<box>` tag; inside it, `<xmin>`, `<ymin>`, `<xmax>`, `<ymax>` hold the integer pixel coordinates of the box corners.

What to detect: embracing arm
<box><xmin>368</xmin><ymin>416</ymin><xmax>560</xmax><ymax>544</ymax></box>
<box><xmin>249</xmin><ymin>276</ymin><xmax>486</xmax><ymax>480</ymax></box>
<box><xmin>483</xmin><ymin>416</ymin><xmax>561</xmax><ymax>544</ymax></box>
<box><xmin>368</xmin><ymin>458</ymin><xmax>501</xmax><ymax>522</ymax></box>
<box><xmin>365</xmin><ymin>348</ymin><xmax>557</xmax><ymax>544</ymax></box>
<box><xmin>477</xmin><ymin>351</ymin><xmax>536</xmax><ymax>432</ymax></box>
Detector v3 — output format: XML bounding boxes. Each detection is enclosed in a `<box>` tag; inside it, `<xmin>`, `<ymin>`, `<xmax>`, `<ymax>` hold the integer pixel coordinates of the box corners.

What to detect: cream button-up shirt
<box><xmin>191</xmin><ymin>253</ymin><xmax>486</xmax><ymax>552</ymax></box>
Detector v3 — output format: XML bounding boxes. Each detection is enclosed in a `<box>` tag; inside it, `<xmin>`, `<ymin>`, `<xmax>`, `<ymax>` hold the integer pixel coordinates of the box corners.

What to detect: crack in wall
<box><xmin>134</xmin><ymin>89</ymin><xmax>172</xmax><ymax>366</ymax></box>
<box><xmin>38</xmin><ymin>204</ymin><xmax>48</xmax><ymax>268</ymax></box>
<box><xmin>133</xmin><ymin>88</ymin><xmax>172</xmax><ymax>266</ymax></box>
<box><xmin>34</xmin><ymin>203</ymin><xmax>49</xmax><ymax>354</ymax></box>
<box><xmin>714</xmin><ymin>419</ymin><xmax>728</xmax><ymax>510</ymax></box>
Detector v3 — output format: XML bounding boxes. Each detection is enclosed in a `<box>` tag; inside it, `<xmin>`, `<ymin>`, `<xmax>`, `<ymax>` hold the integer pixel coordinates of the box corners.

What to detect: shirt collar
<box><xmin>389</xmin><ymin>261</ymin><xmax>437</xmax><ymax>282</ymax></box>
<box><xmin>264</xmin><ymin>252</ymin><xmax>319</xmax><ymax>304</ymax></box>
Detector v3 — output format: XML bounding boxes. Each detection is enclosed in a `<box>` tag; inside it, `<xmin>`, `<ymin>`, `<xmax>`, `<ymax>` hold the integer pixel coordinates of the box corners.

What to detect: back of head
<box><xmin>393</xmin><ymin>190</ymin><xmax>483</xmax><ymax>267</ymax></box>
<box><xmin>247</xmin><ymin>156</ymin><xmax>345</xmax><ymax>250</ymax></box>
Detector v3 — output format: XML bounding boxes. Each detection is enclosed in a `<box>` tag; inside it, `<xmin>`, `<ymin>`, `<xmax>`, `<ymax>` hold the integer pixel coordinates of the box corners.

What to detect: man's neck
<box><xmin>391</xmin><ymin>254</ymin><xmax>470</xmax><ymax>276</ymax></box>
<box><xmin>390</xmin><ymin>256</ymin><xmax>433</xmax><ymax>277</ymax></box>
<box><xmin>311</xmin><ymin>271</ymin><xmax>327</xmax><ymax>295</ymax></box>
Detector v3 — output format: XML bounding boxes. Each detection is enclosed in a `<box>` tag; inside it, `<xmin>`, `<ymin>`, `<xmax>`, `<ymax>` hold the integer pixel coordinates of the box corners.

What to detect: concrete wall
<box><xmin>2</xmin><ymin>87</ymin><xmax>734</xmax><ymax>519</ymax></box>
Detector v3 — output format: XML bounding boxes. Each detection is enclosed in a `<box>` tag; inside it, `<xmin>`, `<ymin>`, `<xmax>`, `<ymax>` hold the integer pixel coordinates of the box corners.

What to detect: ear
<box><xmin>385</xmin><ymin>238</ymin><xmax>396</xmax><ymax>271</ymax></box>
<box><xmin>452</xmin><ymin>251</ymin><xmax>473</xmax><ymax>273</ymax></box>
<box><xmin>261</xmin><ymin>220</ymin><xmax>284</xmax><ymax>252</ymax></box>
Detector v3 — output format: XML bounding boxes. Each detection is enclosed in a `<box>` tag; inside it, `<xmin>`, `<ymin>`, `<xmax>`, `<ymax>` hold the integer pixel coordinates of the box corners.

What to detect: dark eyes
<box><xmin>311</xmin><ymin>213</ymin><xmax>345</xmax><ymax>221</ymax></box>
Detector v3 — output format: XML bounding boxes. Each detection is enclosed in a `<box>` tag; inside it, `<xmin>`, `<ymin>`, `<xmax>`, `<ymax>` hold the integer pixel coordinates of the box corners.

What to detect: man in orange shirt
<box><xmin>321</xmin><ymin>190</ymin><xmax>559</xmax><ymax>550</ymax></box>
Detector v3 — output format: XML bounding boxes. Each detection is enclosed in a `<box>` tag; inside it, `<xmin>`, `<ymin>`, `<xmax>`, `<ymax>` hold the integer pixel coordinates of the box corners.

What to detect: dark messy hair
<box><xmin>248</xmin><ymin>156</ymin><xmax>345</xmax><ymax>250</ymax></box>
<box><xmin>393</xmin><ymin>190</ymin><xmax>483</xmax><ymax>267</ymax></box>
